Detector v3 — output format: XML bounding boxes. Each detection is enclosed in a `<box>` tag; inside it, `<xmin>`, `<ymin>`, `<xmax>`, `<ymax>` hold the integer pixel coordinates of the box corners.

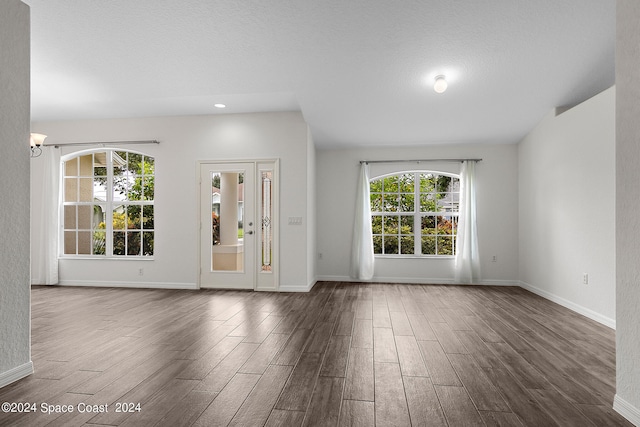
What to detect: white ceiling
<box><xmin>25</xmin><ymin>0</ymin><xmax>615</xmax><ymax>149</ymax></box>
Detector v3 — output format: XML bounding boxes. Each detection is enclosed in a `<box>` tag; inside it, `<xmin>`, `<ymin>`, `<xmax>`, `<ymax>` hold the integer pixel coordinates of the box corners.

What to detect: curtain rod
<box><xmin>43</xmin><ymin>139</ymin><xmax>160</xmax><ymax>148</ymax></box>
<box><xmin>360</xmin><ymin>158</ymin><xmax>482</xmax><ymax>164</ymax></box>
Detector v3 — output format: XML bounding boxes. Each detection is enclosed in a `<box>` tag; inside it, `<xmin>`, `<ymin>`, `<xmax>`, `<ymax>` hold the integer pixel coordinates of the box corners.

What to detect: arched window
<box><xmin>61</xmin><ymin>149</ymin><xmax>155</xmax><ymax>257</ymax></box>
<box><xmin>370</xmin><ymin>171</ymin><xmax>459</xmax><ymax>256</ymax></box>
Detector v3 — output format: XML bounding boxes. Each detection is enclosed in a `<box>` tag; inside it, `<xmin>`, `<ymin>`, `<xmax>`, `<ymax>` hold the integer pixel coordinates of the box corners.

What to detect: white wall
<box><xmin>316</xmin><ymin>144</ymin><xmax>519</xmax><ymax>284</ymax></box>
<box><xmin>30</xmin><ymin>112</ymin><xmax>315</xmax><ymax>292</ymax></box>
<box><xmin>615</xmin><ymin>0</ymin><xmax>640</xmax><ymax>423</ymax></box>
<box><xmin>518</xmin><ymin>87</ymin><xmax>616</xmax><ymax>328</ymax></box>
<box><xmin>0</xmin><ymin>0</ymin><xmax>33</xmax><ymax>387</ymax></box>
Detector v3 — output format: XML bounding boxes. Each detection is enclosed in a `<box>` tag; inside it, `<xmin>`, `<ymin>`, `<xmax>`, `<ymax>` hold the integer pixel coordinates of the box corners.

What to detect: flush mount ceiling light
<box><xmin>214</xmin><ymin>103</ymin><xmax>226</xmax><ymax>109</ymax></box>
<box><xmin>434</xmin><ymin>75</ymin><xmax>448</xmax><ymax>94</ymax></box>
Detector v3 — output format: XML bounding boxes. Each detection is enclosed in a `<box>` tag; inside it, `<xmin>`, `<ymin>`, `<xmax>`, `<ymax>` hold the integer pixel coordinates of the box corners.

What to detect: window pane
<box><xmin>113</xmin><ymin>173</ymin><xmax>132</xmax><ymax>201</ymax></box>
<box><xmin>400</xmin><ymin>216</ymin><xmax>413</xmax><ymax>234</ymax></box>
<box><xmin>127</xmin><ymin>231</ymin><xmax>141</xmax><ymax>256</ymax></box>
<box><xmin>94</xmin><ymin>152</ymin><xmax>107</xmax><ymax>177</ymax></box>
<box><xmin>422</xmin><ymin>236</ymin><xmax>436</xmax><ymax>255</ymax></box>
<box><xmin>400</xmin><ymin>236</ymin><xmax>414</xmax><ymax>254</ymax></box>
<box><xmin>436</xmin><ymin>175</ymin><xmax>452</xmax><ymax>192</ymax></box>
<box><xmin>77</xmin><ymin>205</ymin><xmax>92</xmax><ymax>229</ymax></box>
<box><xmin>64</xmin><ymin>231</ymin><xmax>76</xmax><ymax>254</ymax></box>
<box><xmin>143</xmin><ymin>156</ymin><xmax>155</xmax><ymax>172</ymax></box>
<box><xmin>373</xmin><ymin>236</ymin><xmax>382</xmax><ymax>254</ymax></box>
<box><xmin>384</xmin><ymin>236</ymin><xmax>398</xmax><ymax>254</ymax></box>
<box><xmin>128</xmin><ymin>206</ymin><xmax>142</xmax><ymax>229</ymax></box>
<box><xmin>399</xmin><ymin>173</ymin><xmax>414</xmax><ymax>193</ymax></box>
<box><xmin>437</xmin><ymin>216</ymin><xmax>454</xmax><ymax>235</ymax></box>
<box><xmin>420</xmin><ymin>173</ymin><xmax>436</xmax><ymax>192</ymax></box>
<box><xmin>451</xmin><ymin>216</ymin><xmax>458</xmax><ymax>235</ymax></box>
<box><xmin>128</xmin><ymin>153</ymin><xmax>143</xmax><ymax>173</ymax></box>
<box><xmin>77</xmin><ymin>231</ymin><xmax>92</xmax><ymax>255</ymax></box>
<box><xmin>93</xmin><ymin>205</ymin><xmax>106</xmax><ymax>230</ymax></box>
<box><xmin>382</xmin><ymin>194</ymin><xmax>398</xmax><ymax>212</ymax></box>
<box><xmin>384</xmin><ymin>216</ymin><xmax>399</xmax><ymax>234</ymax></box>
<box><xmin>113</xmin><ymin>151</ymin><xmax>127</xmax><ymax>175</ymax></box>
<box><xmin>113</xmin><ymin>232</ymin><xmax>126</xmax><ymax>255</ymax></box>
<box><xmin>142</xmin><ymin>205</ymin><xmax>154</xmax><ymax>229</ymax></box>
<box><xmin>94</xmin><ymin>177</ymin><xmax>107</xmax><ymax>201</ymax></box>
<box><xmin>373</xmin><ymin>235</ymin><xmax>382</xmax><ymax>254</ymax></box>
<box><xmin>64</xmin><ymin>206</ymin><xmax>76</xmax><ymax>229</ymax></box>
<box><xmin>383</xmin><ymin>176</ymin><xmax>398</xmax><ymax>192</ymax></box>
<box><xmin>398</xmin><ymin>193</ymin><xmax>414</xmax><ymax>212</ymax></box>
<box><xmin>143</xmin><ymin>176</ymin><xmax>154</xmax><ymax>200</ymax></box>
<box><xmin>142</xmin><ymin>231</ymin><xmax>154</xmax><ymax>256</ymax></box>
<box><xmin>79</xmin><ymin>178</ymin><xmax>93</xmax><ymax>202</ymax></box>
<box><xmin>65</xmin><ymin>158</ymin><xmax>78</xmax><ymax>176</ymax></box>
<box><xmin>113</xmin><ymin>206</ymin><xmax>126</xmax><ymax>230</ymax></box>
<box><xmin>93</xmin><ymin>231</ymin><xmax>106</xmax><ymax>255</ymax></box>
<box><xmin>421</xmin><ymin>216</ymin><xmax>436</xmax><ymax>235</ymax></box>
<box><xmin>370</xmin><ymin>178</ymin><xmax>382</xmax><ymax>193</ymax></box>
<box><xmin>79</xmin><ymin>155</ymin><xmax>92</xmax><ymax>176</ymax></box>
<box><xmin>64</xmin><ymin>178</ymin><xmax>78</xmax><ymax>202</ymax></box>
<box><xmin>372</xmin><ymin>215</ymin><xmax>382</xmax><ymax>234</ymax></box>
<box><xmin>419</xmin><ymin>194</ymin><xmax>436</xmax><ymax>212</ymax></box>
<box><xmin>370</xmin><ymin>193</ymin><xmax>382</xmax><ymax>212</ymax></box>
<box><xmin>437</xmin><ymin>236</ymin><xmax>454</xmax><ymax>255</ymax></box>
<box><xmin>437</xmin><ymin>194</ymin><xmax>458</xmax><ymax>212</ymax></box>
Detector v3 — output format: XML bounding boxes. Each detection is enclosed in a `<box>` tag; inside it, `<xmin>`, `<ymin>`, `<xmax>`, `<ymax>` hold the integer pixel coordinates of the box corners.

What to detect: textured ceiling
<box><xmin>25</xmin><ymin>0</ymin><xmax>615</xmax><ymax>148</ymax></box>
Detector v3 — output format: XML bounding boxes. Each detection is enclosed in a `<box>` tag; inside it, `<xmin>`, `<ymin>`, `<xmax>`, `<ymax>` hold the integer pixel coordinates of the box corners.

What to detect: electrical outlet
<box><xmin>138</xmin><ymin>268</ymin><xmax>144</xmax><ymax>276</ymax></box>
<box><xmin>318</xmin><ymin>252</ymin><xmax>323</xmax><ymax>260</ymax></box>
<box><xmin>491</xmin><ymin>255</ymin><xmax>497</xmax><ymax>262</ymax></box>
<box><xmin>582</xmin><ymin>273</ymin><xmax>588</xmax><ymax>285</ymax></box>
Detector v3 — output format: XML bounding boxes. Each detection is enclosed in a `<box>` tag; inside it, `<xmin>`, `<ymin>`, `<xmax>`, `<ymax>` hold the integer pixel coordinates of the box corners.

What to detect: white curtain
<box><xmin>455</xmin><ymin>161</ymin><xmax>481</xmax><ymax>283</ymax></box>
<box><xmin>350</xmin><ymin>162</ymin><xmax>375</xmax><ymax>280</ymax></box>
<box><xmin>33</xmin><ymin>146</ymin><xmax>60</xmax><ymax>285</ymax></box>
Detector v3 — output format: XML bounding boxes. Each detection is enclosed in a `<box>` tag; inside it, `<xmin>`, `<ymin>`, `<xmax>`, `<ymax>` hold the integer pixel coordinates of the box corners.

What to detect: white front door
<box><xmin>199</xmin><ymin>160</ymin><xmax>278</xmax><ymax>290</ymax></box>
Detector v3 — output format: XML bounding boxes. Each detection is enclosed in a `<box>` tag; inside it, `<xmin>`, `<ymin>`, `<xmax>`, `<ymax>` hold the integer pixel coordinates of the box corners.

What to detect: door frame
<box><xmin>197</xmin><ymin>158</ymin><xmax>279</xmax><ymax>291</ymax></box>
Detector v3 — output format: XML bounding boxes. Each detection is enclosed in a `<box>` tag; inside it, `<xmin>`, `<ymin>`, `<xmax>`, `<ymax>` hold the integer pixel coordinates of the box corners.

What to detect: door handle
<box><xmin>246</xmin><ymin>230</ymin><xmax>254</xmax><ymax>235</ymax></box>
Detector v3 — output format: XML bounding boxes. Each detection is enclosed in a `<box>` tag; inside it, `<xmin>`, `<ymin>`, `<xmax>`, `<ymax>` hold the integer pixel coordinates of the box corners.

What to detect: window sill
<box><xmin>374</xmin><ymin>255</ymin><xmax>455</xmax><ymax>260</ymax></box>
<box><xmin>59</xmin><ymin>256</ymin><xmax>155</xmax><ymax>261</ymax></box>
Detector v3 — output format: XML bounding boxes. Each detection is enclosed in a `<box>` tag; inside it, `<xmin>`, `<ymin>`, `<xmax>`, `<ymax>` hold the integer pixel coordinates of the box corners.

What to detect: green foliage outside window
<box><xmin>90</xmin><ymin>151</ymin><xmax>154</xmax><ymax>256</ymax></box>
<box><xmin>370</xmin><ymin>172</ymin><xmax>459</xmax><ymax>256</ymax></box>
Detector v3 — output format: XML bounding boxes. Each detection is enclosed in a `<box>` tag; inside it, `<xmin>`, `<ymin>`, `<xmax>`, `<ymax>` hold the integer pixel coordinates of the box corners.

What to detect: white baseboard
<box><xmin>279</xmin><ymin>285</ymin><xmax>314</xmax><ymax>292</ymax></box>
<box><xmin>317</xmin><ymin>275</ymin><xmax>519</xmax><ymax>287</ymax></box>
<box><xmin>0</xmin><ymin>361</ymin><xmax>33</xmax><ymax>389</ymax></box>
<box><xmin>317</xmin><ymin>275</ymin><xmax>455</xmax><ymax>284</ymax></box>
<box><xmin>614</xmin><ymin>394</ymin><xmax>640</xmax><ymax>426</ymax></box>
<box><xmin>279</xmin><ymin>278</ymin><xmax>317</xmax><ymax>293</ymax></box>
<box><xmin>56</xmin><ymin>280</ymin><xmax>197</xmax><ymax>290</ymax></box>
<box><xmin>480</xmin><ymin>279</ymin><xmax>520</xmax><ymax>286</ymax></box>
<box><xmin>518</xmin><ymin>281</ymin><xmax>616</xmax><ymax>329</ymax></box>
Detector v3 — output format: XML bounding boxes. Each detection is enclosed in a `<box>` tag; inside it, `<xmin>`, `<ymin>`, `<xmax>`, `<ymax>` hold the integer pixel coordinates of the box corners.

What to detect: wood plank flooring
<box><xmin>0</xmin><ymin>283</ymin><xmax>632</xmax><ymax>426</ymax></box>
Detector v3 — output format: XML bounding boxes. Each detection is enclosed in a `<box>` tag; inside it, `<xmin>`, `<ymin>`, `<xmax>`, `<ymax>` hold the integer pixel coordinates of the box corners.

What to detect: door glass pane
<box><xmin>261</xmin><ymin>170</ymin><xmax>273</xmax><ymax>272</ymax></box>
<box><xmin>210</xmin><ymin>171</ymin><xmax>244</xmax><ymax>272</ymax></box>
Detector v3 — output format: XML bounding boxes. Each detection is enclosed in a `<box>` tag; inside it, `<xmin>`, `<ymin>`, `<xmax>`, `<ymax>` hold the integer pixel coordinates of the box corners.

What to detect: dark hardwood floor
<box><xmin>0</xmin><ymin>282</ymin><xmax>631</xmax><ymax>426</ymax></box>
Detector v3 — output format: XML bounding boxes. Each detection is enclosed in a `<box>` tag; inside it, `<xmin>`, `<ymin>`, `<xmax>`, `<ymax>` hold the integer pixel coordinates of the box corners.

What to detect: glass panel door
<box><xmin>200</xmin><ymin>163</ymin><xmax>255</xmax><ymax>289</ymax></box>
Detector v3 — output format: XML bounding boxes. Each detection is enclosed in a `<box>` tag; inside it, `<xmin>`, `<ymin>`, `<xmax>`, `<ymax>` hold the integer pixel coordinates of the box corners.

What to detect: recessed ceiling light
<box><xmin>214</xmin><ymin>103</ymin><xmax>226</xmax><ymax>108</ymax></box>
<box><xmin>434</xmin><ymin>75</ymin><xmax>448</xmax><ymax>94</ymax></box>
